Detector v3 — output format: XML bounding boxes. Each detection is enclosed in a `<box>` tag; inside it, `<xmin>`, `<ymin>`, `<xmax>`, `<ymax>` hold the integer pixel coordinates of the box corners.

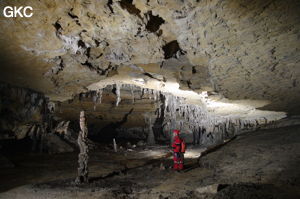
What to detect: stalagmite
<box><xmin>75</xmin><ymin>111</ymin><xmax>89</xmax><ymax>184</ymax></box>
<box><xmin>113</xmin><ymin>138</ymin><xmax>118</xmax><ymax>152</ymax></box>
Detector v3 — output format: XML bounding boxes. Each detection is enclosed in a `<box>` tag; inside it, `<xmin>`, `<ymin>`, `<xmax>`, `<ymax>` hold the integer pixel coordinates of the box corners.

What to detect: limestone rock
<box><xmin>42</xmin><ymin>133</ymin><xmax>74</xmax><ymax>154</ymax></box>
<box><xmin>0</xmin><ymin>0</ymin><xmax>299</xmax><ymax>148</ymax></box>
<box><xmin>195</xmin><ymin>184</ymin><xmax>221</xmax><ymax>194</ymax></box>
<box><xmin>0</xmin><ymin>0</ymin><xmax>298</xmax><ymax>113</ymax></box>
<box><xmin>13</xmin><ymin>125</ymin><xmax>32</xmax><ymax>140</ymax></box>
<box><xmin>0</xmin><ymin>83</ymin><xmax>46</xmax><ymax>140</ymax></box>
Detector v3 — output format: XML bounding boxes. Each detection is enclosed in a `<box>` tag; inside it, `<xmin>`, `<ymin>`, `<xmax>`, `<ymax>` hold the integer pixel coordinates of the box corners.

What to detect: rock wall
<box><xmin>0</xmin><ymin>82</ymin><xmax>46</xmax><ymax>140</ymax></box>
<box><xmin>136</xmin><ymin>0</ymin><xmax>300</xmax><ymax>113</ymax></box>
<box><xmin>0</xmin><ymin>83</ymin><xmax>76</xmax><ymax>153</ymax></box>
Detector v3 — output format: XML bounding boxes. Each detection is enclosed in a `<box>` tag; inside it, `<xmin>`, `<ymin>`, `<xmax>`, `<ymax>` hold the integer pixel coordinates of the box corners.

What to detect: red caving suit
<box><xmin>172</xmin><ymin>133</ymin><xmax>185</xmax><ymax>170</ymax></box>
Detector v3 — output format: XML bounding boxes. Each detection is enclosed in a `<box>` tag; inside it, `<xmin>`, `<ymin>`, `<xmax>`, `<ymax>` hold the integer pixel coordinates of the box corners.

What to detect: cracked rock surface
<box><xmin>0</xmin><ymin>0</ymin><xmax>299</xmax><ymax>128</ymax></box>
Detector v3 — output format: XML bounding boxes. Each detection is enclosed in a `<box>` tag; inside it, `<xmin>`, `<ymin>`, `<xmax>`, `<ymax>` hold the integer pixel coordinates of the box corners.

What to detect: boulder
<box><xmin>42</xmin><ymin>134</ymin><xmax>74</xmax><ymax>154</ymax></box>
<box><xmin>137</xmin><ymin>140</ymin><xmax>146</xmax><ymax>147</ymax></box>
<box><xmin>14</xmin><ymin>124</ymin><xmax>32</xmax><ymax>140</ymax></box>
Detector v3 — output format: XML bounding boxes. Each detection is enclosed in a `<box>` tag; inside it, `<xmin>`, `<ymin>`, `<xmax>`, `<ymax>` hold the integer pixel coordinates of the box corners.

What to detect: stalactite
<box><xmin>92</xmin><ymin>89</ymin><xmax>103</xmax><ymax>110</ymax></box>
<box><xmin>97</xmin><ymin>89</ymin><xmax>103</xmax><ymax>104</ymax></box>
<box><xmin>72</xmin><ymin>83</ymin><xmax>280</xmax><ymax>146</ymax></box>
<box><xmin>149</xmin><ymin>89</ymin><xmax>154</xmax><ymax>100</ymax></box>
<box><xmin>153</xmin><ymin>90</ymin><xmax>269</xmax><ymax>144</ymax></box>
<box><xmin>92</xmin><ymin>92</ymin><xmax>97</xmax><ymax>103</ymax></box>
<box><xmin>144</xmin><ymin>113</ymin><xmax>155</xmax><ymax>145</ymax></box>
<box><xmin>130</xmin><ymin>84</ymin><xmax>135</xmax><ymax>103</ymax></box>
<box><xmin>47</xmin><ymin>101</ymin><xmax>55</xmax><ymax>113</ymax></box>
<box><xmin>144</xmin><ymin>88</ymin><xmax>147</xmax><ymax>99</ymax></box>
<box><xmin>115</xmin><ymin>84</ymin><xmax>121</xmax><ymax>106</ymax></box>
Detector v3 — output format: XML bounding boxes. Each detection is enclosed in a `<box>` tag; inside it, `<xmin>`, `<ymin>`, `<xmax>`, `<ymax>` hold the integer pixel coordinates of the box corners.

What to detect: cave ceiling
<box><xmin>0</xmin><ymin>0</ymin><xmax>299</xmax><ymax>123</ymax></box>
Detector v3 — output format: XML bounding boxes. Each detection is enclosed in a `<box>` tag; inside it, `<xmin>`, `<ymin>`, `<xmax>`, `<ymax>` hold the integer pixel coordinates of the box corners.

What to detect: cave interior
<box><xmin>0</xmin><ymin>0</ymin><xmax>300</xmax><ymax>198</ymax></box>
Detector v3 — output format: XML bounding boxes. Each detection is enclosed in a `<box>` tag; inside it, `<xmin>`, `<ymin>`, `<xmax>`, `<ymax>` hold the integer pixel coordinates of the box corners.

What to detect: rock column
<box><xmin>75</xmin><ymin>111</ymin><xmax>89</xmax><ymax>184</ymax></box>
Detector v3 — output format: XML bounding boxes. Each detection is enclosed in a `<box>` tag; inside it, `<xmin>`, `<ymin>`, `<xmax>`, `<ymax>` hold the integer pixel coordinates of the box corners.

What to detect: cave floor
<box><xmin>1</xmin><ymin>126</ymin><xmax>300</xmax><ymax>199</ymax></box>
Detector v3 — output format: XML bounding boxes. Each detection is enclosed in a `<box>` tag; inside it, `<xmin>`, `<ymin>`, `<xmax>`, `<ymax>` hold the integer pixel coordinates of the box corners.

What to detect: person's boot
<box><xmin>178</xmin><ymin>163</ymin><xmax>184</xmax><ymax>171</ymax></box>
<box><xmin>173</xmin><ymin>163</ymin><xmax>178</xmax><ymax>170</ymax></box>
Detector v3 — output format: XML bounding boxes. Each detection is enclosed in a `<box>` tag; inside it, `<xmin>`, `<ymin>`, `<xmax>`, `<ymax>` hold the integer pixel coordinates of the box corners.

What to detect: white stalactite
<box><xmin>83</xmin><ymin>84</ymin><xmax>280</xmax><ymax>145</ymax></box>
<box><xmin>115</xmin><ymin>84</ymin><xmax>121</xmax><ymax>106</ymax></box>
<box><xmin>130</xmin><ymin>84</ymin><xmax>135</xmax><ymax>103</ymax></box>
<box><xmin>97</xmin><ymin>89</ymin><xmax>103</xmax><ymax>104</ymax></box>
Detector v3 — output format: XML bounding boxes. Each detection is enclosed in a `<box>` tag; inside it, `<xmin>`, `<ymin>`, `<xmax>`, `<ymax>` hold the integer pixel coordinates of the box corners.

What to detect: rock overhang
<box><xmin>0</xmin><ymin>0</ymin><xmax>299</xmax><ymax>129</ymax></box>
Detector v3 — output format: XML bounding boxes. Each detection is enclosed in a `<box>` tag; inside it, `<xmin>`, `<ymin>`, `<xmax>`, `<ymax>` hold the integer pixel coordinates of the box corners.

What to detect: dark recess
<box><xmin>78</xmin><ymin>40</ymin><xmax>86</xmax><ymax>49</ymax></box>
<box><xmin>192</xmin><ymin>66</ymin><xmax>197</xmax><ymax>74</ymax></box>
<box><xmin>153</xmin><ymin>93</ymin><xmax>168</xmax><ymax>143</ymax></box>
<box><xmin>162</xmin><ymin>40</ymin><xmax>183</xmax><ymax>59</ymax></box>
<box><xmin>68</xmin><ymin>9</ymin><xmax>79</xmax><ymax>19</ymax></box>
<box><xmin>107</xmin><ymin>0</ymin><xmax>114</xmax><ymax>13</ymax></box>
<box><xmin>145</xmin><ymin>11</ymin><xmax>165</xmax><ymax>32</ymax></box>
<box><xmin>81</xmin><ymin>61</ymin><xmax>93</xmax><ymax>69</ymax></box>
<box><xmin>119</xmin><ymin>0</ymin><xmax>141</xmax><ymax>18</ymax></box>
<box><xmin>53</xmin><ymin>21</ymin><xmax>62</xmax><ymax>32</ymax></box>
<box><xmin>93</xmin><ymin>108</ymin><xmax>134</xmax><ymax>142</ymax></box>
<box><xmin>68</xmin><ymin>9</ymin><xmax>81</xmax><ymax>26</ymax></box>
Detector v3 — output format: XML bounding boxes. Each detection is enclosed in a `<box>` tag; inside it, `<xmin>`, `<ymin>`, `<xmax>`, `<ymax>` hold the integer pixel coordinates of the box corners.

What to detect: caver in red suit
<box><xmin>172</xmin><ymin>129</ymin><xmax>186</xmax><ymax>170</ymax></box>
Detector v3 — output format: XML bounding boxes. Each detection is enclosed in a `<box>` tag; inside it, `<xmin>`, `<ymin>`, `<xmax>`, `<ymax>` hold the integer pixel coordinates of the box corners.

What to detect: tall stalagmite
<box><xmin>75</xmin><ymin>111</ymin><xmax>89</xmax><ymax>184</ymax></box>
